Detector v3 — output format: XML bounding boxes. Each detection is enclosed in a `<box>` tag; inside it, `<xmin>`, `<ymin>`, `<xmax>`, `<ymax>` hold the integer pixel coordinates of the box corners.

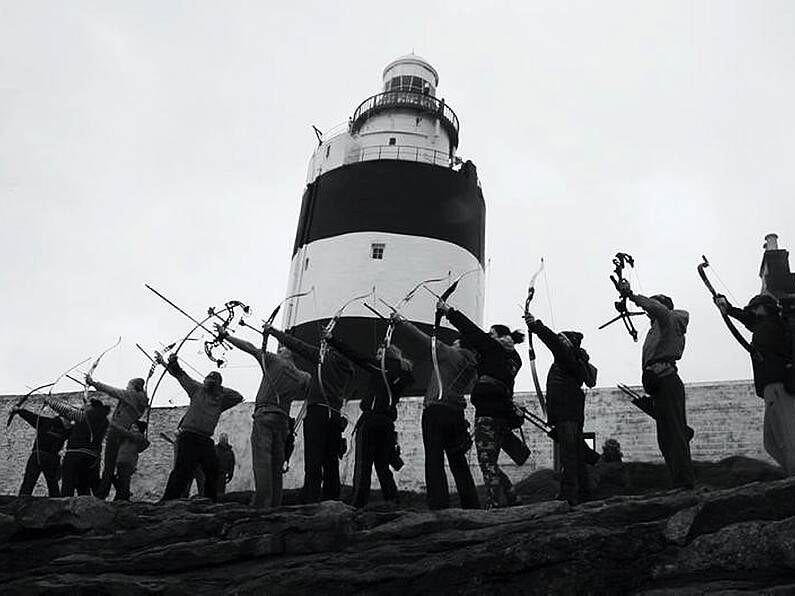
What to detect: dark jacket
<box><xmin>327</xmin><ymin>336</ymin><xmax>414</xmax><ymax>420</ymax></box>
<box><xmin>16</xmin><ymin>409</ymin><xmax>71</xmax><ymax>455</ymax></box>
<box><xmin>727</xmin><ymin>304</ymin><xmax>792</xmax><ymax>398</ymax></box>
<box><xmin>269</xmin><ymin>328</ymin><xmax>355</xmax><ymax>412</ymax></box>
<box><xmin>528</xmin><ymin>320</ymin><xmax>593</xmax><ymax>424</ymax></box>
<box><xmin>166</xmin><ymin>361</ymin><xmax>244</xmax><ymax>438</ymax></box>
<box><xmin>446</xmin><ymin>308</ymin><xmax>522</xmax><ymax>419</ymax></box>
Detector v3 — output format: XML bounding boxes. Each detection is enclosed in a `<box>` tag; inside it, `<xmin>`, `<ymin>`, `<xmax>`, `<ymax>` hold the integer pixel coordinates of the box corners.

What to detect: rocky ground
<box><xmin>1</xmin><ymin>457</ymin><xmax>794</xmax><ymax>595</ymax></box>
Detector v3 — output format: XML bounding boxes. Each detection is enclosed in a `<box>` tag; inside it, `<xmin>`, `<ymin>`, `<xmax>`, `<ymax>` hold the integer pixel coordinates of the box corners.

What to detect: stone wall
<box><xmin>0</xmin><ymin>380</ymin><xmax>770</xmax><ymax>500</ymax></box>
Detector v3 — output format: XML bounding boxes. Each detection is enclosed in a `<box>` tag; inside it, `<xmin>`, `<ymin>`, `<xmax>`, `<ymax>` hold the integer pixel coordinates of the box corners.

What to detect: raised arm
<box><xmin>265</xmin><ymin>326</ymin><xmax>320</xmax><ymax>364</ymax></box>
<box><xmin>629</xmin><ymin>293</ymin><xmax>673</xmax><ymax>327</ymax></box>
<box><xmin>444</xmin><ymin>307</ymin><xmax>492</xmax><ymax>351</ymax></box>
<box><xmin>44</xmin><ymin>396</ymin><xmax>85</xmax><ymax>423</ymax></box>
<box><xmin>715</xmin><ymin>295</ymin><xmax>756</xmax><ymax>332</ymax></box>
<box><xmin>90</xmin><ymin>379</ymin><xmax>146</xmax><ymax>411</ymax></box>
<box><xmin>220</xmin><ymin>333</ymin><xmax>264</xmax><ymax>363</ymax></box>
<box><xmin>527</xmin><ymin>318</ymin><xmax>579</xmax><ymax>372</ymax></box>
<box><xmin>14</xmin><ymin>408</ymin><xmax>45</xmax><ymax>428</ymax></box>
<box><xmin>164</xmin><ymin>356</ymin><xmax>202</xmax><ymax>397</ymax></box>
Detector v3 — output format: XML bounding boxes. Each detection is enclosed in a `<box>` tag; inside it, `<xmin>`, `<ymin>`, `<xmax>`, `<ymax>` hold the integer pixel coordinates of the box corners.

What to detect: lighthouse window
<box><xmin>388</xmin><ymin>137</ymin><xmax>396</xmax><ymax>146</ymax></box>
<box><xmin>370</xmin><ymin>243</ymin><xmax>385</xmax><ymax>260</ymax></box>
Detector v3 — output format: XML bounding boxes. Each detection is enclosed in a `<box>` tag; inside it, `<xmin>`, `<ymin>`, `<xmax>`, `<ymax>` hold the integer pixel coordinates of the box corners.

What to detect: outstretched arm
<box><xmin>525</xmin><ymin>317</ymin><xmax>579</xmax><ymax>371</ymax></box>
<box><xmin>89</xmin><ymin>379</ymin><xmax>145</xmax><ymax>410</ymax></box>
<box><xmin>219</xmin><ymin>332</ymin><xmax>265</xmax><ymax>363</ymax></box>
<box><xmin>326</xmin><ymin>335</ymin><xmax>379</xmax><ymax>373</ymax></box>
<box><xmin>162</xmin><ymin>355</ymin><xmax>202</xmax><ymax>397</ymax></box>
<box><xmin>715</xmin><ymin>295</ymin><xmax>756</xmax><ymax>332</ymax></box>
<box><xmin>265</xmin><ymin>326</ymin><xmax>320</xmax><ymax>364</ymax></box>
<box><xmin>44</xmin><ymin>396</ymin><xmax>85</xmax><ymax>423</ymax></box>
<box><xmin>444</xmin><ymin>306</ymin><xmax>492</xmax><ymax>351</ymax></box>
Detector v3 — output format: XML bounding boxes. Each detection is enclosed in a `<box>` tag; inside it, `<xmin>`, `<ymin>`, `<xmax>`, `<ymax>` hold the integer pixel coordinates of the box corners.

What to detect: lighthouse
<box><xmin>283</xmin><ymin>54</ymin><xmax>486</xmax><ymax>395</ymax></box>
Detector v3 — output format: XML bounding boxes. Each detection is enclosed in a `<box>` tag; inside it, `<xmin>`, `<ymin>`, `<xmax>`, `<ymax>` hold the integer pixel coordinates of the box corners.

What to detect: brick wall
<box><xmin>0</xmin><ymin>380</ymin><xmax>770</xmax><ymax>500</ymax></box>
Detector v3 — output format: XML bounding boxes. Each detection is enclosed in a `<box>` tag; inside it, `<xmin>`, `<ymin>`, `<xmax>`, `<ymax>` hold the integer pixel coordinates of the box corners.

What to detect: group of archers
<box><xmin>8</xmin><ymin>251</ymin><xmax>795</xmax><ymax>512</ymax></box>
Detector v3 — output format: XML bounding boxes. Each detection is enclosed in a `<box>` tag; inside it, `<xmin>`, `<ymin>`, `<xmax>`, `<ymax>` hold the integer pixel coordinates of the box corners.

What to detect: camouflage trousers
<box><xmin>474</xmin><ymin>416</ymin><xmax>517</xmax><ymax>509</ymax></box>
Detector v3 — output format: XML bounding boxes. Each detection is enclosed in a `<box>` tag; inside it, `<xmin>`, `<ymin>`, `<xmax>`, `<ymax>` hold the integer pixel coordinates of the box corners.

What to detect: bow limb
<box><xmin>524</xmin><ymin>259</ymin><xmax>548</xmax><ymax>418</ymax></box>
<box><xmin>318</xmin><ymin>291</ymin><xmax>372</xmax><ymax>400</ymax></box>
<box><xmin>7</xmin><ymin>382</ymin><xmax>55</xmax><ymax>426</ymax></box>
<box><xmin>84</xmin><ymin>336</ymin><xmax>122</xmax><ymax>404</ymax></box>
<box><xmin>697</xmin><ymin>256</ymin><xmax>760</xmax><ymax>361</ymax></box>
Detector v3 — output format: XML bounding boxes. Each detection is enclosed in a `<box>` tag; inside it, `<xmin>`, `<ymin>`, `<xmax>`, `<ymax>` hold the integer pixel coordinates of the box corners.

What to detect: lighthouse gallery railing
<box><xmin>350</xmin><ymin>91</ymin><xmax>460</xmax><ymax>148</ymax></box>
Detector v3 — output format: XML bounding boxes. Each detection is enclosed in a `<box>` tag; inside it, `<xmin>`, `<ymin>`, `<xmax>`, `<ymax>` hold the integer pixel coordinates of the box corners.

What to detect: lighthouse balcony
<box><xmin>350</xmin><ymin>91</ymin><xmax>459</xmax><ymax>149</ymax></box>
<box><xmin>347</xmin><ymin>143</ymin><xmax>452</xmax><ymax>167</ymax></box>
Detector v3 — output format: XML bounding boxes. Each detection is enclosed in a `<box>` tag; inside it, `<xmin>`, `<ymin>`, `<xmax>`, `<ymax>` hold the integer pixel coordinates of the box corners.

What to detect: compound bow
<box><xmin>599</xmin><ymin>252</ymin><xmax>643</xmax><ymax>342</ymax></box>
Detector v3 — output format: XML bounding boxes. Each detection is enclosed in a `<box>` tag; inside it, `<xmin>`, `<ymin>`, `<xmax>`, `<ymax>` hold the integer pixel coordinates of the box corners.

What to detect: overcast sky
<box><xmin>1</xmin><ymin>1</ymin><xmax>793</xmax><ymax>406</ymax></box>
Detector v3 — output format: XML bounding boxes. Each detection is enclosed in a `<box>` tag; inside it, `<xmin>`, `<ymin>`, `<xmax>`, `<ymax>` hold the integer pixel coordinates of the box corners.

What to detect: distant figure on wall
<box><xmin>715</xmin><ymin>294</ymin><xmax>795</xmax><ymax>474</ymax></box>
<box><xmin>44</xmin><ymin>396</ymin><xmax>111</xmax><ymax>496</ymax></box>
<box><xmin>157</xmin><ymin>353</ymin><xmax>243</xmax><ymax>502</ymax></box>
<box><xmin>524</xmin><ymin>313</ymin><xmax>597</xmax><ymax>506</ymax></box>
<box><xmin>215</xmin><ymin>433</ymin><xmax>236</xmax><ymax>496</ymax></box>
<box><xmin>9</xmin><ymin>406</ymin><xmax>72</xmax><ymax>497</ymax></box>
<box><xmin>618</xmin><ymin>279</ymin><xmax>695</xmax><ymax>489</ymax></box>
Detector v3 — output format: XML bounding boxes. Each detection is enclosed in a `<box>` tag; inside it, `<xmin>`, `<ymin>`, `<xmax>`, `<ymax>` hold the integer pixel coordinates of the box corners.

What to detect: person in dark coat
<box><xmin>325</xmin><ymin>331</ymin><xmax>414</xmax><ymax>508</ymax></box>
<box><xmin>438</xmin><ymin>301</ymin><xmax>524</xmax><ymax>509</ymax></box>
<box><xmin>715</xmin><ymin>293</ymin><xmax>795</xmax><ymax>474</ymax></box>
<box><xmin>44</xmin><ymin>396</ymin><xmax>111</xmax><ymax>496</ymax></box>
<box><xmin>10</xmin><ymin>407</ymin><xmax>72</xmax><ymax>496</ymax></box>
<box><xmin>524</xmin><ymin>313</ymin><xmax>597</xmax><ymax>505</ymax></box>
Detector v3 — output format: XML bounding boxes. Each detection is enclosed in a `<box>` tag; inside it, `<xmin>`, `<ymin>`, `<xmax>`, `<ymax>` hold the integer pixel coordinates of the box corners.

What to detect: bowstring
<box><xmin>541</xmin><ymin>258</ymin><xmax>556</xmax><ymax>327</ymax></box>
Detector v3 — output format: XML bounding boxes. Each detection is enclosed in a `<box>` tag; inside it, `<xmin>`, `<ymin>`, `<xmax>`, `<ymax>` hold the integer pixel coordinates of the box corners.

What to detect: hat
<box><xmin>746</xmin><ymin>294</ymin><xmax>778</xmax><ymax>311</ymax></box>
<box><xmin>561</xmin><ymin>331</ymin><xmax>583</xmax><ymax>348</ymax></box>
<box><xmin>650</xmin><ymin>294</ymin><xmax>674</xmax><ymax>310</ymax></box>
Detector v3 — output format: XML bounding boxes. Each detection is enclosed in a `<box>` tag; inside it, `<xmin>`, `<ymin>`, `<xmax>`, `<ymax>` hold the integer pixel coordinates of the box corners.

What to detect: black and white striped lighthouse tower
<box><xmin>284</xmin><ymin>54</ymin><xmax>486</xmax><ymax>394</ymax></box>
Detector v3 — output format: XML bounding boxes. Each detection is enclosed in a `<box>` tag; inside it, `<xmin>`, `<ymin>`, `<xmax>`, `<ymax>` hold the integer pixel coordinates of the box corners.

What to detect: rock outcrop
<box><xmin>2</xmin><ymin>475</ymin><xmax>795</xmax><ymax>594</ymax></box>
